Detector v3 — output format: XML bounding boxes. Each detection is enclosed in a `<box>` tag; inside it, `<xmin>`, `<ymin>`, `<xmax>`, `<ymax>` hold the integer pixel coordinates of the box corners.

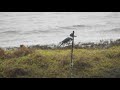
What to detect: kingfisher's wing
<box><xmin>70</xmin><ymin>33</ymin><xmax>77</xmax><ymax>37</ymax></box>
<box><xmin>59</xmin><ymin>37</ymin><xmax>73</xmax><ymax>47</ymax></box>
<box><xmin>70</xmin><ymin>33</ymin><xmax>73</xmax><ymax>37</ymax></box>
<box><xmin>58</xmin><ymin>41</ymin><xmax>63</xmax><ymax>46</ymax></box>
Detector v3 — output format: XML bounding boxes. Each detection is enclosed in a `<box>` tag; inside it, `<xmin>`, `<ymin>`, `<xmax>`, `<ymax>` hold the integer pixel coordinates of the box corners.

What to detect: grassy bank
<box><xmin>0</xmin><ymin>45</ymin><xmax>120</xmax><ymax>78</ymax></box>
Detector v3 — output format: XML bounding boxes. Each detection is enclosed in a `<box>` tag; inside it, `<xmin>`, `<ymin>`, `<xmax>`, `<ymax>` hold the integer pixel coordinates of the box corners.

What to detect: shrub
<box><xmin>13</xmin><ymin>45</ymin><xmax>33</xmax><ymax>57</ymax></box>
<box><xmin>74</xmin><ymin>60</ymin><xmax>92</xmax><ymax>70</ymax></box>
<box><xmin>93</xmin><ymin>56</ymin><xmax>101</xmax><ymax>61</ymax></box>
<box><xmin>0</xmin><ymin>48</ymin><xmax>5</xmax><ymax>59</ymax></box>
<box><xmin>79</xmin><ymin>57</ymin><xmax>90</xmax><ymax>61</ymax></box>
<box><xmin>59</xmin><ymin>59</ymin><xmax>69</xmax><ymax>66</ymax></box>
<box><xmin>106</xmin><ymin>52</ymin><xmax>120</xmax><ymax>59</ymax></box>
<box><xmin>3</xmin><ymin>67</ymin><xmax>30</xmax><ymax>78</ymax></box>
<box><xmin>4</xmin><ymin>53</ymin><xmax>15</xmax><ymax>59</ymax></box>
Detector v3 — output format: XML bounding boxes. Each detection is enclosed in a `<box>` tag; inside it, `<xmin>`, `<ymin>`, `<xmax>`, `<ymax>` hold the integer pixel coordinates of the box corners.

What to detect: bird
<box><xmin>70</xmin><ymin>32</ymin><xmax>77</xmax><ymax>37</ymax></box>
<box><xmin>59</xmin><ymin>37</ymin><xmax>73</xmax><ymax>46</ymax></box>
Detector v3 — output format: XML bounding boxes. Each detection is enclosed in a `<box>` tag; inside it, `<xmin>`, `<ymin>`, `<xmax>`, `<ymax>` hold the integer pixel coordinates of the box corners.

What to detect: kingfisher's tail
<box><xmin>58</xmin><ymin>42</ymin><xmax>63</xmax><ymax>47</ymax></box>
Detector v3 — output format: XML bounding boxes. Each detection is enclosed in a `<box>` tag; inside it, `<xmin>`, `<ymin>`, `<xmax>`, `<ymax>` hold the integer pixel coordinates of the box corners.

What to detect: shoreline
<box><xmin>1</xmin><ymin>38</ymin><xmax>120</xmax><ymax>50</ymax></box>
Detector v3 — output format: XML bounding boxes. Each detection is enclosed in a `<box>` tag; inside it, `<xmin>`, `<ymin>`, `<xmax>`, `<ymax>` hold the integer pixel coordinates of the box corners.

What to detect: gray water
<box><xmin>0</xmin><ymin>12</ymin><xmax>120</xmax><ymax>48</ymax></box>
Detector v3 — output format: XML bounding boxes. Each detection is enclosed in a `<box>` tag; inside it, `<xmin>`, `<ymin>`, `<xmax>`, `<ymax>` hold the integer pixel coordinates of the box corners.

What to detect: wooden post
<box><xmin>71</xmin><ymin>31</ymin><xmax>74</xmax><ymax>78</ymax></box>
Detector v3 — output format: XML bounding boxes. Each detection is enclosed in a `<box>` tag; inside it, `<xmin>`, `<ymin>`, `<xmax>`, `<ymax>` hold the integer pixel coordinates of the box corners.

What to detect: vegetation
<box><xmin>0</xmin><ymin>43</ymin><xmax>120</xmax><ymax>78</ymax></box>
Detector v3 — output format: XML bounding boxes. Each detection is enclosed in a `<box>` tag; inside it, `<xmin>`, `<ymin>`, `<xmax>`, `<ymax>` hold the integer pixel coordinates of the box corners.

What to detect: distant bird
<box><xmin>59</xmin><ymin>37</ymin><xmax>73</xmax><ymax>46</ymax></box>
<box><xmin>70</xmin><ymin>32</ymin><xmax>77</xmax><ymax>37</ymax></box>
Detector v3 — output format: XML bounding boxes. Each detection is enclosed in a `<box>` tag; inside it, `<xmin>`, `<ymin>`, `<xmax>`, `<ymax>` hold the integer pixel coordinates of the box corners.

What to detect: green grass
<box><xmin>0</xmin><ymin>46</ymin><xmax>120</xmax><ymax>78</ymax></box>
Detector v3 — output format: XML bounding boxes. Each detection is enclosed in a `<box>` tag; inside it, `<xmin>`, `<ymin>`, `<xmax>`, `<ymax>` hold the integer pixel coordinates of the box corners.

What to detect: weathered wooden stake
<box><xmin>71</xmin><ymin>31</ymin><xmax>74</xmax><ymax>78</ymax></box>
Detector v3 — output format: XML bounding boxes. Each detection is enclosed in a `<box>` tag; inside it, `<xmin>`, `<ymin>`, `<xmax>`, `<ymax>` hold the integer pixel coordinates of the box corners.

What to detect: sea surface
<box><xmin>0</xmin><ymin>12</ymin><xmax>120</xmax><ymax>48</ymax></box>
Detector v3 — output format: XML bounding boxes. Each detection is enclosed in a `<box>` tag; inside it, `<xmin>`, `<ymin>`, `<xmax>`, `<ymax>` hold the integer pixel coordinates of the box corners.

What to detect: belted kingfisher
<box><xmin>59</xmin><ymin>37</ymin><xmax>73</xmax><ymax>46</ymax></box>
<box><xmin>70</xmin><ymin>32</ymin><xmax>77</xmax><ymax>37</ymax></box>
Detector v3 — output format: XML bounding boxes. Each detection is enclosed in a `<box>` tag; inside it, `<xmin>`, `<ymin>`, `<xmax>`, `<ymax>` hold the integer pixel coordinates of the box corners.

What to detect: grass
<box><xmin>0</xmin><ymin>45</ymin><xmax>120</xmax><ymax>78</ymax></box>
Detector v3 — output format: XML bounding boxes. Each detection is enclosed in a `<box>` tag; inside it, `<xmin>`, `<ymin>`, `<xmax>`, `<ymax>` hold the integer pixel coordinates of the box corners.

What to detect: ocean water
<box><xmin>0</xmin><ymin>12</ymin><xmax>120</xmax><ymax>48</ymax></box>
